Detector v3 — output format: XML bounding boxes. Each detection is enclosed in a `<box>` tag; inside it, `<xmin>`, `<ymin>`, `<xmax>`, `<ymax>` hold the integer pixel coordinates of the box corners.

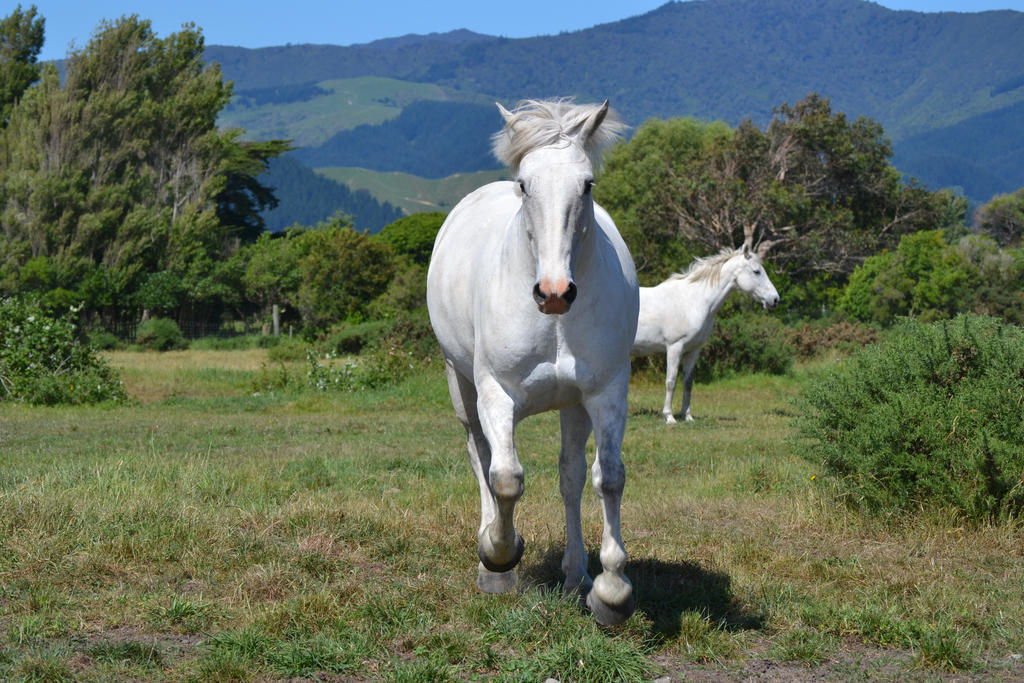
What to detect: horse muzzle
<box><xmin>533</xmin><ymin>281</ymin><xmax>577</xmax><ymax>315</ymax></box>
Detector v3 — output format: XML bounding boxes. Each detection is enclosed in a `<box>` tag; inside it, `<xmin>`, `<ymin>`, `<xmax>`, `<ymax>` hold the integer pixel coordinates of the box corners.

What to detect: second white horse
<box><xmin>632</xmin><ymin>246</ymin><xmax>779</xmax><ymax>424</ymax></box>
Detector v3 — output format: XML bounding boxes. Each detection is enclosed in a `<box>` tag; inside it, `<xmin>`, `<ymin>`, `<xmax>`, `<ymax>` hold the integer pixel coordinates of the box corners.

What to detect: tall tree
<box><xmin>0</xmin><ymin>14</ymin><xmax>287</xmax><ymax>326</ymax></box>
<box><xmin>973</xmin><ymin>187</ymin><xmax>1024</xmax><ymax>248</ymax></box>
<box><xmin>598</xmin><ymin>94</ymin><xmax>963</xmax><ymax>295</ymax></box>
<box><xmin>0</xmin><ymin>4</ymin><xmax>43</xmax><ymax>127</ymax></box>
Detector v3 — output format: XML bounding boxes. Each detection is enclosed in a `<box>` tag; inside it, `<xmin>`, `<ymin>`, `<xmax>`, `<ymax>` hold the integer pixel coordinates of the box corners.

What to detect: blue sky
<box><xmin>32</xmin><ymin>0</ymin><xmax>1024</xmax><ymax>62</ymax></box>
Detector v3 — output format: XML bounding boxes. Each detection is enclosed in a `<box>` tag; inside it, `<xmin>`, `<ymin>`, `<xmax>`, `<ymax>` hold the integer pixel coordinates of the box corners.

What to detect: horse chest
<box><xmin>482</xmin><ymin>323</ymin><xmax>596</xmax><ymax>410</ymax></box>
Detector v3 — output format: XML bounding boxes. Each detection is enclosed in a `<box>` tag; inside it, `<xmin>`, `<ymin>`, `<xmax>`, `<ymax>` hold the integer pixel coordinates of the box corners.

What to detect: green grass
<box><xmin>0</xmin><ymin>351</ymin><xmax>1022</xmax><ymax>680</ymax></box>
<box><xmin>317</xmin><ymin>167</ymin><xmax>506</xmax><ymax>215</ymax></box>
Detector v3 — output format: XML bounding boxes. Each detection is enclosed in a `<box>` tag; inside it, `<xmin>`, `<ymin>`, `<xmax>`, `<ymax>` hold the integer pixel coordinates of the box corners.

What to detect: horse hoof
<box><xmin>665</xmin><ymin>415</ymin><xmax>677</xmax><ymax>425</ymax></box>
<box><xmin>478</xmin><ymin>533</ymin><xmax>525</xmax><ymax>573</ymax></box>
<box><xmin>586</xmin><ymin>588</ymin><xmax>635</xmax><ymax>626</ymax></box>
<box><xmin>587</xmin><ymin>572</ymin><xmax>634</xmax><ymax>625</ymax></box>
<box><xmin>477</xmin><ymin>563</ymin><xmax>517</xmax><ymax>593</ymax></box>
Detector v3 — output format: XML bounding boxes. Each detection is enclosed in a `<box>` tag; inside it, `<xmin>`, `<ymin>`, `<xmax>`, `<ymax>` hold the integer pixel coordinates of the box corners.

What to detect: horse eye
<box><xmin>584</xmin><ymin>179</ymin><xmax>595</xmax><ymax>194</ymax></box>
<box><xmin>518</xmin><ymin>180</ymin><xmax>527</xmax><ymax>195</ymax></box>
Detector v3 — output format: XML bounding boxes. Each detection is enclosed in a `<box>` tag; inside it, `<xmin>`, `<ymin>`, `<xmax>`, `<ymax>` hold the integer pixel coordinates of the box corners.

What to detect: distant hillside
<box><xmin>292</xmin><ymin>100</ymin><xmax>503</xmax><ymax>178</ymax></box>
<box><xmin>219</xmin><ymin>76</ymin><xmax>460</xmax><ymax>147</ymax></box>
<box><xmin>208</xmin><ymin>0</ymin><xmax>1024</xmax><ymax>207</ymax></box>
<box><xmin>260</xmin><ymin>155</ymin><xmax>402</xmax><ymax>233</ymax></box>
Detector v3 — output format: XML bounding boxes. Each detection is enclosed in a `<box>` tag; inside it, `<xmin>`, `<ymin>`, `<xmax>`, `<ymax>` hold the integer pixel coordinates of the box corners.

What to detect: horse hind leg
<box><xmin>558</xmin><ymin>405</ymin><xmax>593</xmax><ymax>600</ymax></box>
<box><xmin>680</xmin><ymin>349</ymin><xmax>700</xmax><ymax>422</ymax></box>
<box><xmin>443</xmin><ymin>361</ymin><xmax>517</xmax><ymax>593</ymax></box>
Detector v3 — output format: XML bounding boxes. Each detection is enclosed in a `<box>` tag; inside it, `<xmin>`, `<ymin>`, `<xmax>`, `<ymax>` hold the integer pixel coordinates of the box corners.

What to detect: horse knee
<box><xmin>489</xmin><ymin>465</ymin><xmax>524</xmax><ymax>502</ymax></box>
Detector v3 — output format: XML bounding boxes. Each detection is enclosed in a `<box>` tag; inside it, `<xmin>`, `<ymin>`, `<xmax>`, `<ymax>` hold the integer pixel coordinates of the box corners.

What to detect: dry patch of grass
<box><xmin>103</xmin><ymin>349</ymin><xmax>275</xmax><ymax>402</ymax></box>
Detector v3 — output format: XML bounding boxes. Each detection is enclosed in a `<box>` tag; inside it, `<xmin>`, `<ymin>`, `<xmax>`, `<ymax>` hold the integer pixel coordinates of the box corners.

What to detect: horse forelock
<box><xmin>670</xmin><ymin>247</ymin><xmax>760</xmax><ymax>286</ymax></box>
<box><xmin>491</xmin><ymin>99</ymin><xmax>626</xmax><ymax>175</ymax></box>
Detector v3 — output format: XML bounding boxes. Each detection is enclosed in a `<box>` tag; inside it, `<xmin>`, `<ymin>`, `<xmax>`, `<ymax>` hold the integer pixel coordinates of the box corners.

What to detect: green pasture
<box><xmin>0</xmin><ymin>350</ymin><xmax>1021</xmax><ymax>681</ymax></box>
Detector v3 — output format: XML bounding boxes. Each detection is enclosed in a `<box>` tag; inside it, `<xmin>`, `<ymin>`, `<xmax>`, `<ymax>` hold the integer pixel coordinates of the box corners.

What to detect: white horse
<box><xmin>632</xmin><ymin>246</ymin><xmax>779</xmax><ymax>424</ymax></box>
<box><xmin>427</xmin><ymin>99</ymin><xmax>639</xmax><ymax>625</ymax></box>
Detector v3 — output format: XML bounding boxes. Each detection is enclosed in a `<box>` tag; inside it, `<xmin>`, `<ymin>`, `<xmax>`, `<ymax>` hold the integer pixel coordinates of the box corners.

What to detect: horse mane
<box><xmin>669</xmin><ymin>247</ymin><xmax>760</xmax><ymax>287</ymax></box>
<box><xmin>491</xmin><ymin>99</ymin><xmax>627</xmax><ymax>175</ymax></box>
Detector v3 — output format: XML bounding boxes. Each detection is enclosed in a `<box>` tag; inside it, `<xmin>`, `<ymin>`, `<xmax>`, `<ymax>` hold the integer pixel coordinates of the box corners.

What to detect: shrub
<box><xmin>794</xmin><ymin>314</ymin><xmax>1024</xmax><ymax>523</ymax></box>
<box><xmin>88</xmin><ymin>330</ymin><xmax>122</xmax><ymax>351</ymax></box>
<box><xmin>266</xmin><ymin>338</ymin><xmax>308</xmax><ymax>363</ymax></box>
<box><xmin>322</xmin><ymin>320</ymin><xmax>389</xmax><ymax>355</ymax></box>
<box><xmin>695</xmin><ymin>311</ymin><xmax>793</xmax><ymax>382</ymax></box>
<box><xmin>306</xmin><ymin>313</ymin><xmax>436</xmax><ymax>392</ymax></box>
<box><xmin>0</xmin><ymin>297</ymin><xmax>127</xmax><ymax>405</ymax></box>
<box><xmin>136</xmin><ymin>317</ymin><xmax>188</xmax><ymax>351</ymax></box>
<box><xmin>784</xmin><ymin>318</ymin><xmax>880</xmax><ymax>360</ymax></box>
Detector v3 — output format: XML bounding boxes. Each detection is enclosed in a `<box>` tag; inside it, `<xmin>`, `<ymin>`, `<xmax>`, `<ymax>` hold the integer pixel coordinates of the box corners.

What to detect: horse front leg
<box><xmin>442</xmin><ymin>362</ymin><xmax>516</xmax><ymax>593</ymax></box>
<box><xmin>662</xmin><ymin>341</ymin><xmax>684</xmax><ymax>424</ymax></box>
<box><xmin>474</xmin><ymin>376</ymin><xmax>525</xmax><ymax>587</ymax></box>
<box><xmin>558</xmin><ymin>404</ymin><xmax>593</xmax><ymax>599</ymax></box>
<box><xmin>583</xmin><ymin>379</ymin><xmax>635</xmax><ymax>626</ymax></box>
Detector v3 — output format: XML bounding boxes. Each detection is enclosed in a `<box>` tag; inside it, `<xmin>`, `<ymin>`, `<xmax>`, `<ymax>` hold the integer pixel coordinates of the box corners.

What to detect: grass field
<box><xmin>0</xmin><ymin>349</ymin><xmax>1021</xmax><ymax>681</ymax></box>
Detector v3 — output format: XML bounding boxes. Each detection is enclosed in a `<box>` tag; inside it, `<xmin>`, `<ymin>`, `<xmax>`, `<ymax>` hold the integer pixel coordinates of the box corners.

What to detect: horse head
<box><xmin>493</xmin><ymin>100</ymin><xmax>626</xmax><ymax>315</ymax></box>
<box><xmin>735</xmin><ymin>244</ymin><xmax>781</xmax><ymax>309</ymax></box>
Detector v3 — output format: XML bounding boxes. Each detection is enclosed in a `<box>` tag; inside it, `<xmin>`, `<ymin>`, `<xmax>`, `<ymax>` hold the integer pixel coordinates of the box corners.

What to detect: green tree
<box><xmin>837</xmin><ymin>230</ymin><xmax>1002</xmax><ymax>325</ymax></box>
<box><xmin>973</xmin><ymin>188</ymin><xmax>1024</xmax><ymax>248</ymax></box>
<box><xmin>0</xmin><ymin>14</ymin><xmax>287</xmax><ymax>329</ymax></box>
<box><xmin>373</xmin><ymin>212</ymin><xmax>445</xmax><ymax>267</ymax></box>
<box><xmin>0</xmin><ymin>4</ymin><xmax>44</xmax><ymax>127</ymax></box>
<box><xmin>598</xmin><ymin>117</ymin><xmax>731</xmax><ymax>282</ymax></box>
<box><xmin>295</xmin><ymin>213</ymin><xmax>395</xmax><ymax>329</ymax></box>
<box><xmin>598</xmin><ymin>94</ymin><xmax>962</xmax><ymax>306</ymax></box>
<box><xmin>240</xmin><ymin>228</ymin><xmax>304</xmax><ymax>322</ymax></box>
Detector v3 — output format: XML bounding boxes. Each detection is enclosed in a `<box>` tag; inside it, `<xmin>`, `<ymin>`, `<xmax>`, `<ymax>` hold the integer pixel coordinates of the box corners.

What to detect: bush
<box><xmin>136</xmin><ymin>317</ymin><xmax>188</xmax><ymax>351</ymax></box>
<box><xmin>695</xmin><ymin>312</ymin><xmax>793</xmax><ymax>382</ymax></box>
<box><xmin>794</xmin><ymin>314</ymin><xmax>1024</xmax><ymax>522</ymax></box>
<box><xmin>322</xmin><ymin>320</ymin><xmax>389</xmax><ymax>355</ymax></box>
<box><xmin>784</xmin><ymin>318</ymin><xmax>880</xmax><ymax>360</ymax></box>
<box><xmin>0</xmin><ymin>297</ymin><xmax>127</xmax><ymax>405</ymax></box>
<box><xmin>306</xmin><ymin>313</ymin><xmax>437</xmax><ymax>392</ymax></box>
<box><xmin>88</xmin><ymin>330</ymin><xmax>122</xmax><ymax>350</ymax></box>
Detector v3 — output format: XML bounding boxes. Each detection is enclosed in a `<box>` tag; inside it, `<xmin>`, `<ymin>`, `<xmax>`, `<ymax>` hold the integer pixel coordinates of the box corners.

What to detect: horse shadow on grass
<box><xmin>519</xmin><ymin>543</ymin><xmax>763</xmax><ymax>637</ymax></box>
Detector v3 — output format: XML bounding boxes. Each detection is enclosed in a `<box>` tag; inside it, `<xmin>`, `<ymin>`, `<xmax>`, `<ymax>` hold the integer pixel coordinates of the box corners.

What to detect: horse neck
<box><xmin>680</xmin><ymin>261</ymin><xmax>738</xmax><ymax>320</ymax></box>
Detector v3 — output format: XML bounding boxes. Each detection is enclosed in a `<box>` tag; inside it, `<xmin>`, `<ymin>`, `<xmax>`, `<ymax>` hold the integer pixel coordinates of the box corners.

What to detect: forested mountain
<box><xmin>292</xmin><ymin>101</ymin><xmax>503</xmax><ymax>178</ymax></box>
<box><xmin>207</xmin><ymin>0</ymin><xmax>1024</xmax><ymax>208</ymax></box>
<box><xmin>260</xmin><ymin>155</ymin><xmax>403</xmax><ymax>232</ymax></box>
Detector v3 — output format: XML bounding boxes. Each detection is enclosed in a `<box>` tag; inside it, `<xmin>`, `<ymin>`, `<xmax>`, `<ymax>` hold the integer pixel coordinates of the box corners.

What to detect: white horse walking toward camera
<box><xmin>633</xmin><ymin>245</ymin><xmax>779</xmax><ymax>424</ymax></box>
<box><xmin>427</xmin><ymin>99</ymin><xmax>639</xmax><ymax>625</ymax></box>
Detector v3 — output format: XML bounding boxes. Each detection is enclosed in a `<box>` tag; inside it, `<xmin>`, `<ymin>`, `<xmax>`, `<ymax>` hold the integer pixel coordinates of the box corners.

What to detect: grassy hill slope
<box><xmin>219</xmin><ymin>76</ymin><xmax>461</xmax><ymax>147</ymax></box>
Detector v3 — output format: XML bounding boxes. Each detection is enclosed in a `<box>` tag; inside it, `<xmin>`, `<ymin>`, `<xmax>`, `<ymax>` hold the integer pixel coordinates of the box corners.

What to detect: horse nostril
<box><xmin>533</xmin><ymin>283</ymin><xmax>546</xmax><ymax>305</ymax></box>
<box><xmin>563</xmin><ymin>282</ymin><xmax>578</xmax><ymax>305</ymax></box>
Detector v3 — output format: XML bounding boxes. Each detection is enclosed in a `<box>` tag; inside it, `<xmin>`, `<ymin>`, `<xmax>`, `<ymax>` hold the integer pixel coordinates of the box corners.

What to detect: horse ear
<box><xmin>743</xmin><ymin>242</ymin><xmax>752</xmax><ymax>259</ymax></box>
<box><xmin>583</xmin><ymin>100</ymin><xmax>610</xmax><ymax>140</ymax></box>
<box><xmin>567</xmin><ymin>100</ymin><xmax>610</xmax><ymax>141</ymax></box>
